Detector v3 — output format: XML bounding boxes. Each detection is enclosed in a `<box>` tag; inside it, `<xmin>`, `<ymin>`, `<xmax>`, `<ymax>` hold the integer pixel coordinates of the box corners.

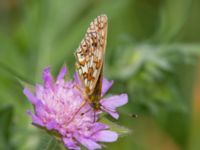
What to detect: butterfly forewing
<box><xmin>75</xmin><ymin>15</ymin><xmax>107</xmax><ymax>95</ymax></box>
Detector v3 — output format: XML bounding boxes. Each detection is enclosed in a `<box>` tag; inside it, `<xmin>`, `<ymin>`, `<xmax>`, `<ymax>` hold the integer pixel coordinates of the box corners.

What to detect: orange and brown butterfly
<box><xmin>75</xmin><ymin>14</ymin><xmax>107</xmax><ymax>111</ymax></box>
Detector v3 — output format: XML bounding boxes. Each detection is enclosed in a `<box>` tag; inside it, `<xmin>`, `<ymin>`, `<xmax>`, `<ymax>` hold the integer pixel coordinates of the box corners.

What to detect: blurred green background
<box><xmin>1</xmin><ymin>0</ymin><xmax>200</xmax><ymax>150</ymax></box>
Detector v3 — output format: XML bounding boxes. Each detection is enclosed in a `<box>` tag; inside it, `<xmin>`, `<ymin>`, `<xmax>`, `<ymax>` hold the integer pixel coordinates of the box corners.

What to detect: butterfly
<box><xmin>75</xmin><ymin>14</ymin><xmax>107</xmax><ymax>111</ymax></box>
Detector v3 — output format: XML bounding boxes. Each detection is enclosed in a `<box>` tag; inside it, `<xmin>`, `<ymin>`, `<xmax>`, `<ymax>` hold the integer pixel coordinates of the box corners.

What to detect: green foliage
<box><xmin>107</xmin><ymin>43</ymin><xmax>199</xmax><ymax>112</ymax></box>
<box><xmin>0</xmin><ymin>0</ymin><xmax>200</xmax><ymax>149</ymax></box>
<box><xmin>0</xmin><ymin>106</ymin><xmax>14</xmax><ymax>150</ymax></box>
<box><xmin>100</xmin><ymin>115</ymin><xmax>131</xmax><ymax>136</ymax></box>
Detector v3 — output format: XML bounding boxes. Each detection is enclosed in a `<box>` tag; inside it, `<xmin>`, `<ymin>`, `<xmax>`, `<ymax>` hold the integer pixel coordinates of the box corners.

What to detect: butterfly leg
<box><xmin>74</xmin><ymin>84</ymin><xmax>90</xmax><ymax>103</ymax></box>
<box><xmin>80</xmin><ymin>107</ymin><xmax>92</xmax><ymax>116</ymax></box>
<box><xmin>65</xmin><ymin>100</ymin><xmax>87</xmax><ymax>125</ymax></box>
<box><xmin>93</xmin><ymin>111</ymin><xmax>96</xmax><ymax>123</ymax></box>
<box><xmin>72</xmin><ymin>84</ymin><xmax>92</xmax><ymax>112</ymax></box>
<box><xmin>73</xmin><ymin>84</ymin><xmax>98</xmax><ymax>122</ymax></box>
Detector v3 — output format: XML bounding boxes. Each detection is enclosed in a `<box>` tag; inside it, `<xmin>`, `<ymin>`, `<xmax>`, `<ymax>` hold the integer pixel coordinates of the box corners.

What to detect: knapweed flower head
<box><xmin>23</xmin><ymin>65</ymin><xmax>128</xmax><ymax>150</ymax></box>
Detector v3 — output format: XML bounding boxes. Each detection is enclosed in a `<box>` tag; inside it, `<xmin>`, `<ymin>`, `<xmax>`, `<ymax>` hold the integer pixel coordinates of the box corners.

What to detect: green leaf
<box><xmin>0</xmin><ymin>105</ymin><xmax>14</xmax><ymax>150</ymax></box>
<box><xmin>154</xmin><ymin>0</ymin><xmax>191</xmax><ymax>42</ymax></box>
<box><xmin>100</xmin><ymin>117</ymin><xmax>131</xmax><ymax>136</ymax></box>
<box><xmin>16</xmin><ymin>77</ymin><xmax>35</xmax><ymax>92</ymax></box>
<box><xmin>37</xmin><ymin>135</ymin><xmax>64</xmax><ymax>150</ymax></box>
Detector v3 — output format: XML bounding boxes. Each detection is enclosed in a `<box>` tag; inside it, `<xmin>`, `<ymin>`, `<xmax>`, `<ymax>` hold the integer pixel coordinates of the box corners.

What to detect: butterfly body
<box><xmin>75</xmin><ymin>15</ymin><xmax>108</xmax><ymax>110</ymax></box>
<box><xmin>88</xmin><ymin>67</ymin><xmax>103</xmax><ymax>110</ymax></box>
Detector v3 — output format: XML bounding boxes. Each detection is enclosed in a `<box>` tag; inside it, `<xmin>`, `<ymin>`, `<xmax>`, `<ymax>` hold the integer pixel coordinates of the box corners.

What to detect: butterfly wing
<box><xmin>75</xmin><ymin>15</ymin><xmax>108</xmax><ymax>95</ymax></box>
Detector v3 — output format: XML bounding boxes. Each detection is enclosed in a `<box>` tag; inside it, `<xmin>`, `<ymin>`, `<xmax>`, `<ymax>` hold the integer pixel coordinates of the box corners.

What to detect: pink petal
<box><xmin>91</xmin><ymin>122</ymin><xmax>109</xmax><ymax>132</ymax></box>
<box><xmin>56</xmin><ymin>64</ymin><xmax>67</xmax><ymax>81</ymax></box>
<box><xmin>46</xmin><ymin>120</ymin><xmax>58</xmax><ymax>130</ymax></box>
<box><xmin>23</xmin><ymin>88</ymin><xmax>38</xmax><ymax>104</ymax></box>
<box><xmin>63</xmin><ymin>138</ymin><xmax>80</xmax><ymax>150</ymax></box>
<box><xmin>100</xmin><ymin>94</ymin><xmax>128</xmax><ymax>109</ymax></box>
<box><xmin>101</xmin><ymin>78</ymin><xmax>113</xmax><ymax>96</ymax></box>
<box><xmin>42</xmin><ymin>67</ymin><xmax>53</xmax><ymax>88</ymax></box>
<box><xmin>75</xmin><ymin>136</ymin><xmax>101</xmax><ymax>150</ymax></box>
<box><xmin>73</xmin><ymin>72</ymin><xmax>81</xmax><ymax>85</ymax></box>
<box><xmin>94</xmin><ymin>131</ymin><xmax>118</xmax><ymax>142</ymax></box>
<box><xmin>100</xmin><ymin>107</ymin><xmax>119</xmax><ymax>119</ymax></box>
<box><xmin>35</xmin><ymin>84</ymin><xmax>44</xmax><ymax>99</ymax></box>
<box><xmin>100</xmin><ymin>94</ymin><xmax>128</xmax><ymax>119</ymax></box>
<box><xmin>27</xmin><ymin>111</ymin><xmax>44</xmax><ymax>126</ymax></box>
<box><xmin>34</xmin><ymin>101</ymin><xmax>47</xmax><ymax>118</ymax></box>
<box><xmin>90</xmin><ymin>122</ymin><xmax>108</xmax><ymax>133</ymax></box>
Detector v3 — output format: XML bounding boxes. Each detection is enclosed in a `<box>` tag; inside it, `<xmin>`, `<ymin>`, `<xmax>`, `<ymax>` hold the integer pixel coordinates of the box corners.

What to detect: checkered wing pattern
<box><xmin>75</xmin><ymin>15</ymin><xmax>108</xmax><ymax>95</ymax></box>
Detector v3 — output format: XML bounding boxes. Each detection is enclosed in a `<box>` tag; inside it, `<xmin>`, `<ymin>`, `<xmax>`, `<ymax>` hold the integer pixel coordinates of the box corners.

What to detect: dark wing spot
<box><xmin>92</xmin><ymin>42</ymin><xmax>97</xmax><ymax>47</ymax></box>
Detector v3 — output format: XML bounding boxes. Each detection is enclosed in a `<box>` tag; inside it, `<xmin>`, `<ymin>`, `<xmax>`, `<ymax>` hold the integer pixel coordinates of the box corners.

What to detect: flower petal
<box><xmin>100</xmin><ymin>107</ymin><xmax>119</xmax><ymax>119</ymax></box>
<box><xmin>23</xmin><ymin>88</ymin><xmax>38</xmax><ymax>104</ymax></box>
<box><xmin>75</xmin><ymin>136</ymin><xmax>101</xmax><ymax>150</ymax></box>
<box><xmin>63</xmin><ymin>137</ymin><xmax>80</xmax><ymax>150</ymax></box>
<box><xmin>94</xmin><ymin>130</ymin><xmax>118</xmax><ymax>142</ymax></box>
<box><xmin>100</xmin><ymin>94</ymin><xmax>128</xmax><ymax>109</ymax></box>
<box><xmin>57</xmin><ymin>64</ymin><xmax>67</xmax><ymax>81</ymax></box>
<box><xmin>101</xmin><ymin>78</ymin><xmax>113</xmax><ymax>96</ymax></box>
<box><xmin>91</xmin><ymin>122</ymin><xmax>108</xmax><ymax>133</ymax></box>
<box><xmin>27</xmin><ymin>111</ymin><xmax>44</xmax><ymax>126</ymax></box>
<box><xmin>23</xmin><ymin>64</ymin><xmax>123</xmax><ymax>149</ymax></box>
<box><xmin>100</xmin><ymin>94</ymin><xmax>128</xmax><ymax>119</ymax></box>
<box><xmin>34</xmin><ymin>101</ymin><xmax>47</xmax><ymax>118</ymax></box>
<box><xmin>46</xmin><ymin>119</ymin><xmax>58</xmax><ymax>130</ymax></box>
<box><xmin>42</xmin><ymin>67</ymin><xmax>53</xmax><ymax>88</ymax></box>
<box><xmin>35</xmin><ymin>84</ymin><xmax>44</xmax><ymax>99</ymax></box>
<box><xmin>73</xmin><ymin>72</ymin><xmax>81</xmax><ymax>85</ymax></box>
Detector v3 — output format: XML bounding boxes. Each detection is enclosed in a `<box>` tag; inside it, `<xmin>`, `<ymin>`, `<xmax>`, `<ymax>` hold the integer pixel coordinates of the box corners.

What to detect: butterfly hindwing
<box><xmin>75</xmin><ymin>15</ymin><xmax>107</xmax><ymax>95</ymax></box>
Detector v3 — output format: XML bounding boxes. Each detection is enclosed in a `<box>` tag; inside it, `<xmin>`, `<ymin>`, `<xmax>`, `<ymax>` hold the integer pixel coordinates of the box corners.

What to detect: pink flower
<box><xmin>73</xmin><ymin>73</ymin><xmax>128</xmax><ymax>119</ymax></box>
<box><xmin>23</xmin><ymin>65</ymin><xmax>128</xmax><ymax>150</ymax></box>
